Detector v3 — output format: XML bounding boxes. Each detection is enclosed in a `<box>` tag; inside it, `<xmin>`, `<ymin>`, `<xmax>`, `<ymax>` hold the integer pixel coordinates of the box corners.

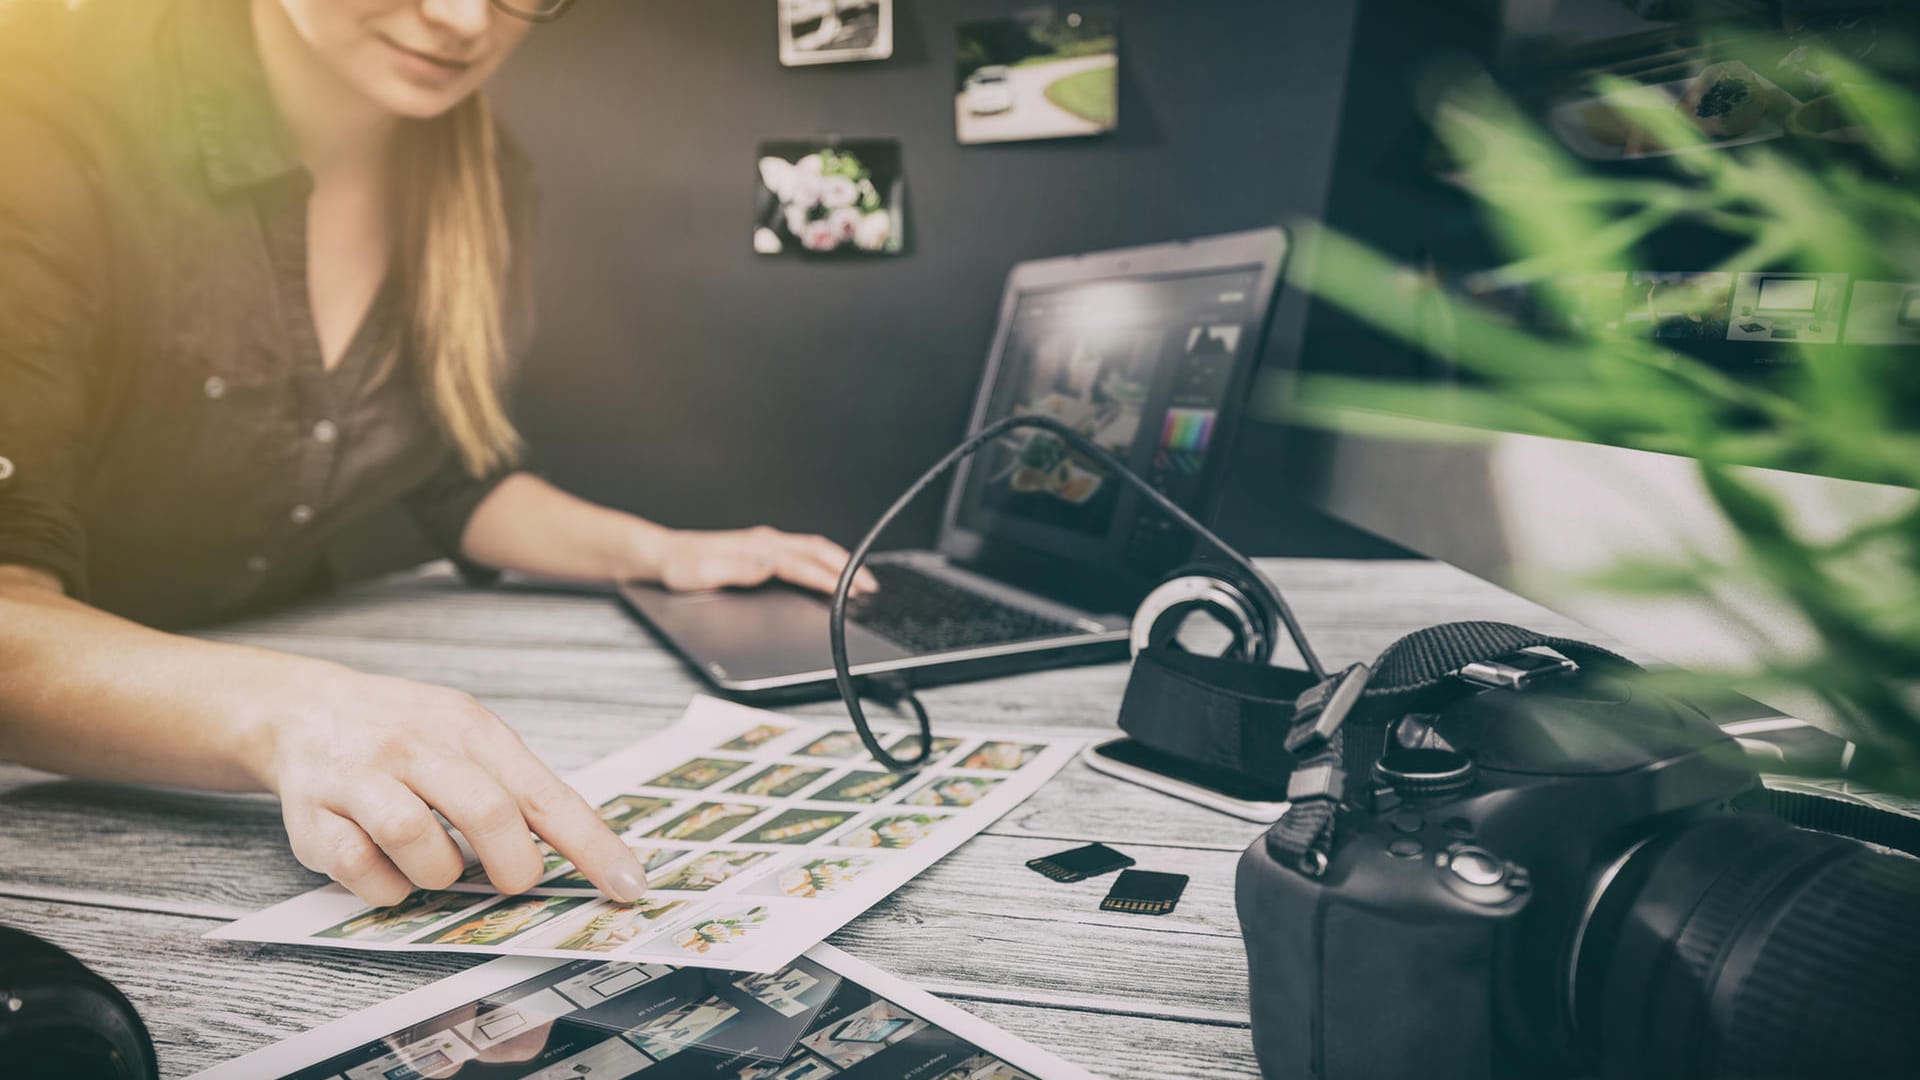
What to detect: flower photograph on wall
<box><xmin>754</xmin><ymin>139</ymin><xmax>906</xmax><ymax>258</ymax></box>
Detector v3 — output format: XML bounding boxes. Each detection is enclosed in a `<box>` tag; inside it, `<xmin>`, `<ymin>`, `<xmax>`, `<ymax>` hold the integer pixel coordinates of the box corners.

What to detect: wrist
<box><xmin>226</xmin><ymin>652</ymin><xmax>351</xmax><ymax>794</ymax></box>
<box><xmin>615</xmin><ymin>519</ymin><xmax>682</xmax><ymax>584</ymax></box>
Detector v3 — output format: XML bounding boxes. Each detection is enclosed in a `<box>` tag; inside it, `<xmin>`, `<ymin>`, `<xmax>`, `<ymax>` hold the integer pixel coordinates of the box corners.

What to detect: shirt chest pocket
<box><xmin>90</xmin><ymin>338</ymin><xmax>301</xmax><ymax>541</ymax></box>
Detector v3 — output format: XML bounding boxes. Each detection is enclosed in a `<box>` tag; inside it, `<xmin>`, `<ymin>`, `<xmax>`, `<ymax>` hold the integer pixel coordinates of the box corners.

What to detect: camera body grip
<box><xmin>1238</xmin><ymin>810</ymin><xmax>1530</xmax><ymax>1080</ymax></box>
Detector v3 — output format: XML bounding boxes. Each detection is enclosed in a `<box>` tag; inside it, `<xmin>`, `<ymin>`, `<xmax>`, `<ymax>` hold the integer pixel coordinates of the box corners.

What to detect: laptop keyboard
<box><xmin>847</xmin><ymin>563</ymin><xmax>1086</xmax><ymax>654</ymax></box>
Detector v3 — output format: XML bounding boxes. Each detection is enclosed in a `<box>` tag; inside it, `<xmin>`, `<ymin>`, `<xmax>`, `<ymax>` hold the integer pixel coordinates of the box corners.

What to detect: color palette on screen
<box><xmin>1160</xmin><ymin>409</ymin><xmax>1216</xmax><ymax>452</ymax></box>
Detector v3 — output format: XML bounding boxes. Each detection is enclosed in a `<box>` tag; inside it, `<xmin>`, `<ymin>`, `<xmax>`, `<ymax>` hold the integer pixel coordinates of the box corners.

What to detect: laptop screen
<box><xmin>950</xmin><ymin>266</ymin><xmax>1266</xmax><ymax>585</ymax></box>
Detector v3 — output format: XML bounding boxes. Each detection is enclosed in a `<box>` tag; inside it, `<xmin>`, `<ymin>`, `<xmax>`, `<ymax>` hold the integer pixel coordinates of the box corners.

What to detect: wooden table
<box><xmin>0</xmin><ymin>558</ymin><xmax>1644</xmax><ymax>1078</ymax></box>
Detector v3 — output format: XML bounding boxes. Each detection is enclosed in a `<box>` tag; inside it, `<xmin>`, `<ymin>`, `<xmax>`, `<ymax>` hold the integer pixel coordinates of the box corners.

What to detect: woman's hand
<box><xmin>252</xmin><ymin>665</ymin><xmax>649</xmax><ymax>908</ymax></box>
<box><xmin>653</xmin><ymin>526</ymin><xmax>880</xmax><ymax>597</ymax></box>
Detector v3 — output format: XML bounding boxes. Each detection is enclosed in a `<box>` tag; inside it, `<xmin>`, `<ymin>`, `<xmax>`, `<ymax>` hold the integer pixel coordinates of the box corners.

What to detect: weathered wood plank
<box><xmin>0</xmin><ymin>795</ymin><xmax>1256</xmax><ymax>1020</ymax></box>
<box><xmin>0</xmin><ymin>898</ymin><xmax>1257</xmax><ymax>1080</ymax></box>
<box><xmin>0</xmin><ymin>557</ymin><xmax>1633</xmax><ymax>1080</ymax></box>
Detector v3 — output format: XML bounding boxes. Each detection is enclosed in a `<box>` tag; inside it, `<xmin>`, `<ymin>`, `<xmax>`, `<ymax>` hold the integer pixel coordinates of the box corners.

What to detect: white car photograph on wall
<box><xmin>956</xmin><ymin>8</ymin><xmax>1118</xmax><ymax>145</ymax></box>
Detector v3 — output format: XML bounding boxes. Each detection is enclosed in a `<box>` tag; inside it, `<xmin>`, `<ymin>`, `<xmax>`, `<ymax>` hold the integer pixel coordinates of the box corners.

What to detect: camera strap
<box><xmin>1116</xmin><ymin>645</ymin><xmax>1324</xmax><ymax>780</ymax></box>
<box><xmin>1268</xmin><ymin>621</ymin><xmax>1640</xmax><ymax>874</ymax></box>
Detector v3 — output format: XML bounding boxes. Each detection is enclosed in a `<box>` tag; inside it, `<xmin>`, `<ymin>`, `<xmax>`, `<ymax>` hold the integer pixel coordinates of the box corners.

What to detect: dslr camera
<box><xmin>1237</xmin><ymin>647</ymin><xmax>1920</xmax><ymax>1080</ymax></box>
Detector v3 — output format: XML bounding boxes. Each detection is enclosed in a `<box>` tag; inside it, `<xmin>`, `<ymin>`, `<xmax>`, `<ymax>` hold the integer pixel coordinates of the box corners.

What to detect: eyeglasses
<box><xmin>490</xmin><ymin>0</ymin><xmax>575</xmax><ymax>23</ymax></box>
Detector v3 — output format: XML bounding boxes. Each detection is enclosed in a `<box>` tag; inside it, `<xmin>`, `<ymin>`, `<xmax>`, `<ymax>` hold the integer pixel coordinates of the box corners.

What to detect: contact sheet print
<box><xmin>189</xmin><ymin>944</ymin><xmax>1096</xmax><ymax>1080</ymax></box>
<box><xmin>210</xmin><ymin>697</ymin><xmax>1077</xmax><ymax>974</ymax></box>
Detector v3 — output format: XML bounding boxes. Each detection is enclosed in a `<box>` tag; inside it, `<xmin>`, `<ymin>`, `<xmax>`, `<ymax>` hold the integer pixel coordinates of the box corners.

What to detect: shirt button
<box><xmin>289</xmin><ymin>504</ymin><xmax>314</xmax><ymax>526</ymax></box>
<box><xmin>203</xmin><ymin>375</ymin><xmax>228</xmax><ymax>400</ymax></box>
<box><xmin>245</xmin><ymin>555</ymin><xmax>271</xmax><ymax>574</ymax></box>
<box><xmin>311</xmin><ymin>419</ymin><xmax>338</xmax><ymax>444</ymax></box>
<box><xmin>0</xmin><ymin>456</ymin><xmax>14</xmax><ymax>484</ymax></box>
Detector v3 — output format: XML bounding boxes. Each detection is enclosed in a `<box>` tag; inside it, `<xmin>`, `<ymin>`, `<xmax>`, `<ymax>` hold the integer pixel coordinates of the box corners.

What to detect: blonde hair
<box><xmin>397</xmin><ymin>94</ymin><xmax>522</xmax><ymax>477</ymax></box>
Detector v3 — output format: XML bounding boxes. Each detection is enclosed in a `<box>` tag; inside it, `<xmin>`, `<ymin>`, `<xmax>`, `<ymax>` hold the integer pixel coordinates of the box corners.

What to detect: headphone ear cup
<box><xmin>1131</xmin><ymin>563</ymin><xmax>1279</xmax><ymax>666</ymax></box>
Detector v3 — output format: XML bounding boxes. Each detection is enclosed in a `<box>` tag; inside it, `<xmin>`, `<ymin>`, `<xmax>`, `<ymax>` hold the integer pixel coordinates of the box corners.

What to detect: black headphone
<box><xmin>829</xmin><ymin>414</ymin><xmax>1323</xmax><ymax>771</ymax></box>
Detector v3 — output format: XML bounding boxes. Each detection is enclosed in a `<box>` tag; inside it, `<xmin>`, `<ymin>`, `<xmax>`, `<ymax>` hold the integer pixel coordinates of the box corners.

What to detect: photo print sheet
<box><xmin>189</xmin><ymin>944</ymin><xmax>1096</xmax><ymax>1080</ymax></box>
<box><xmin>211</xmin><ymin>696</ymin><xmax>1076</xmax><ymax>973</ymax></box>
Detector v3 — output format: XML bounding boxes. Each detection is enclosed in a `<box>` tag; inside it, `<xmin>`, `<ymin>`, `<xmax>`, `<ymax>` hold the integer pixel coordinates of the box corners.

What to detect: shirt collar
<box><xmin>177</xmin><ymin>0</ymin><xmax>304</xmax><ymax>196</ymax></box>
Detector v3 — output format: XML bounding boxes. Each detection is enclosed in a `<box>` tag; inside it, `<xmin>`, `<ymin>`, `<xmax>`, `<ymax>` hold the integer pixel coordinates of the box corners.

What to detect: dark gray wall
<box><xmin>490</xmin><ymin>0</ymin><xmax>1396</xmax><ymax>555</ymax></box>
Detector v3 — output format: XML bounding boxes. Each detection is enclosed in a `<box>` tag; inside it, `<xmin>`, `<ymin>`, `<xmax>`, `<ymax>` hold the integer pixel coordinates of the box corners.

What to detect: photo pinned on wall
<box><xmin>956</xmin><ymin>7</ymin><xmax>1118</xmax><ymax>145</ymax></box>
<box><xmin>779</xmin><ymin>0</ymin><xmax>893</xmax><ymax>67</ymax></box>
<box><xmin>755</xmin><ymin>139</ymin><xmax>906</xmax><ymax>258</ymax></box>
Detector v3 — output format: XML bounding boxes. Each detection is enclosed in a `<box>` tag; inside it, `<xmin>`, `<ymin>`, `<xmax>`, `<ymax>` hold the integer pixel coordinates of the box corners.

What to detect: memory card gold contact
<box><xmin>1099</xmin><ymin>869</ymin><xmax>1188</xmax><ymax>915</ymax></box>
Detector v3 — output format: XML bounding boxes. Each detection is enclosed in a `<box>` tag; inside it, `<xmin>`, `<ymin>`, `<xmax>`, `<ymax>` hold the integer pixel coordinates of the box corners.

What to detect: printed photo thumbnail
<box><xmin>795</xmin><ymin>731</ymin><xmax>872</xmax><ymax>760</ymax></box>
<box><xmin>933</xmin><ymin>1052</ymin><xmax>1041</xmax><ymax>1080</ymax></box>
<box><xmin>671</xmin><ymin>905</ymin><xmax>773</xmax><ymax>957</ymax></box>
<box><xmin>752</xmin><ymin>855</ymin><xmax>880</xmax><ymax>899</ymax></box>
<box><xmin>887</xmin><ymin>733</ymin><xmax>964</xmax><ymax>764</ymax></box>
<box><xmin>419</xmin><ymin>895</ymin><xmax>590</xmax><ymax>947</ymax></box>
<box><xmin>552</xmin><ymin>962</ymin><xmax>675</xmax><ymax>1009</ymax></box>
<box><xmin>739</xmin><ymin>808</ymin><xmax>858</xmax><ymax>845</ymax></box>
<box><xmin>814</xmin><ymin>769</ymin><xmax>917</xmax><ymax>804</ymax></box>
<box><xmin>645</xmin><ymin>757</ymin><xmax>752</xmax><ymax>791</ymax></box>
<box><xmin>799</xmin><ymin>999</ymin><xmax>928</xmax><ymax>1067</ymax></box>
<box><xmin>597</xmin><ymin>794</ymin><xmax>677</xmax><ymax>832</ymax></box>
<box><xmin>623</xmin><ymin>994</ymin><xmax>742</xmax><ymax>1062</ymax></box>
<box><xmin>735</xmin><ymin>964</ymin><xmax>824</xmax><ymax>1018</ymax></box>
<box><xmin>652</xmin><ymin>850</ymin><xmax>775</xmax><ymax>891</ymax></box>
<box><xmin>731</xmin><ymin>763</ymin><xmax>832</xmax><ymax>798</ymax></box>
<box><xmin>314</xmin><ymin>890</ymin><xmax>481</xmax><ymax>944</ymax></box>
<box><xmin>959</xmin><ymin>742</ymin><xmax>1045</xmax><ymax>771</ymax></box>
<box><xmin>834</xmin><ymin>811</ymin><xmax>954</xmax><ymax>851</ymax></box>
<box><xmin>523</xmin><ymin>897</ymin><xmax>691</xmax><ymax>954</ymax></box>
<box><xmin>906</xmin><ymin>775</ymin><xmax>1003</xmax><ymax>808</ymax></box>
<box><xmin>646</xmin><ymin>801</ymin><xmax>767</xmax><ymax>843</ymax></box>
<box><xmin>718</xmin><ymin>723</ymin><xmax>792</xmax><ymax>753</ymax></box>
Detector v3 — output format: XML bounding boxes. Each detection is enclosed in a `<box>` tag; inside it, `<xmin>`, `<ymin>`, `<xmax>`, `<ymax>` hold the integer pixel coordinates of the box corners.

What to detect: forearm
<box><xmin>0</xmin><ymin>569</ymin><xmax>332</xmax><ymax>791</ymax></box>
<box><xmin>0</xmin><ymin>569</ymin><xmax>652</xmax><ymax>906</ymax></box>
<box><xmin>458</xmin><ymin>472</ymin><xmax>674</xmax><ymax>583</ymax></box>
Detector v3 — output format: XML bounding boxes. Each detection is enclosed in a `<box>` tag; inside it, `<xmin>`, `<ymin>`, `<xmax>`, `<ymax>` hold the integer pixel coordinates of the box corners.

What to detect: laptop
<box><xmin>619</xmin><ymin>227</ymin><xmax>1291</xmax><ymax>700</ymax></box>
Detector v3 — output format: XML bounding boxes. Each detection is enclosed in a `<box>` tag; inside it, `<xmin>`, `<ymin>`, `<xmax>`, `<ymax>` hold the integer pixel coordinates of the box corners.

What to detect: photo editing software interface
<box><xmin>954</xmin><ymin>268</ymin><xmax>1262</xmax><ymax>578</ymax></box>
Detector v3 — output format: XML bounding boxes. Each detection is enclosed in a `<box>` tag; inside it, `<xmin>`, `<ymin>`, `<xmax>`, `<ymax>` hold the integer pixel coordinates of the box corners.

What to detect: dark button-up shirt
<box><xmin>0</xmin><ymin>0</ymin><xmax>535</xmax><ymax>628</ymax></box>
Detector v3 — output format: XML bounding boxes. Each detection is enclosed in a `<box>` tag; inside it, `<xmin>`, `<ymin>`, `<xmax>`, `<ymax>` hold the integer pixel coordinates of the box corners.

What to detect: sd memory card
<box><xmin>1026</xmin><ymin>843</ymin><xmax>1135</xmax><ymax>883</ymax></box>
<box><xmin>1100</xmin><ymin>869</ymin><xmax>1188</xmax><ymax>915</ymax></box>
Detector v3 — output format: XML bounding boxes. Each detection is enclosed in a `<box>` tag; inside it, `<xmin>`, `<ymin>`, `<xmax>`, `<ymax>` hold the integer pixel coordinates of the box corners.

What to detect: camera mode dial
<box><xmin>1375</xmin><ymin>744</ymin><xmax>1476</xmax><ymax>798</ymax></box>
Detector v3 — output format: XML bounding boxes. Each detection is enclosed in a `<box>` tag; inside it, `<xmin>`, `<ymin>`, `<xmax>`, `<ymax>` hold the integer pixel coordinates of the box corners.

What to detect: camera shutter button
<box><xmin>1447</xmin><ymin>847</ymin><xmax>1506</xmax><ymax>887</ymax></box>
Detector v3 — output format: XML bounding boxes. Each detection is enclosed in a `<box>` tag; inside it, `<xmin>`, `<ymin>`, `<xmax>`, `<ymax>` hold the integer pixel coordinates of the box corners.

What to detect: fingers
<box><xmin>333</xmin><ymin>774</ymin><xmax>468</xmax><ymax>892</ymax></box>
<box><xmin>772</xmin><ymin>548</ymin><xmax>847</xmax><ymax>596</ymax></box>
<box><xmin>285</xmin><ymin>802</ymin><xmax>413</xmax><ymax>907</ymax></box>
<box><xmin>468</xmin><ymin>724</ymin><xmax>649</xmax><ymax>903</ymax></box>
<box><xmin>763</xmin><ymin>533</ymin><xmax>876</xmax><ymax>597</ymax></box>
<box><xmin>660</xmin><ymin>528</ymin><xmax>877</xmax><ymax>596</ymax></box>
<box><xmin>800</xmin><ymin>534</ymin><xmax>880</xmax><ymax>594</ymax></box>
<box><xmin>406</xmin><ymin>758</ymin><xmax>547</xmax><ymax>895</ymax></box>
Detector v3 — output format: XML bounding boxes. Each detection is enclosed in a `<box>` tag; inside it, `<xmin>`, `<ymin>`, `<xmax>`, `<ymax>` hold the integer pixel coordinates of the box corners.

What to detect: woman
<box><xmin>0</xmin><ymin>0</ymin><xmax>876</xmax><ymax>909</ymax></box>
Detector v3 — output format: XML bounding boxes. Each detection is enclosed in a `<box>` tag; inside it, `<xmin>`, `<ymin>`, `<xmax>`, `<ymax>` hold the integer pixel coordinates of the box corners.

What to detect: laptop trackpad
<box><xmin>620</xmin><ymin>583</ymin><xmax>909</xmax><ymax>684</ymax></box>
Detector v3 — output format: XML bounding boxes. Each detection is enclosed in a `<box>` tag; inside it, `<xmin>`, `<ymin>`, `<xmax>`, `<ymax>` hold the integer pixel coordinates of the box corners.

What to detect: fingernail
<box><xmin>608</xmin><ymin>861</ymin><xmax>648</xmax><ymax>903</ymax></box>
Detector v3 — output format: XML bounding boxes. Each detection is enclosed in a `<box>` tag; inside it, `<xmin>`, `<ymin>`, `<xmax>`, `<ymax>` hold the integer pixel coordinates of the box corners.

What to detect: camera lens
<box><xmin>1573</xmin><ymin>815</ymin><xmax>1920</xmax><ymax>1080</ymax></box>
<box><xmin>0</xmin><ymin>928</ymin><xmax>157</xmax><ymax>1080</ymax></box>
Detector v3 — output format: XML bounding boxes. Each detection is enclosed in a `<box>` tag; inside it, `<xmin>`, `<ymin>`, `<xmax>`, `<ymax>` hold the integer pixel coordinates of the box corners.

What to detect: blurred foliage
<box><xmin>1284</xmin><ymin>36</ymin><xmax>1920</xmax><ymax>789</ymax></box>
